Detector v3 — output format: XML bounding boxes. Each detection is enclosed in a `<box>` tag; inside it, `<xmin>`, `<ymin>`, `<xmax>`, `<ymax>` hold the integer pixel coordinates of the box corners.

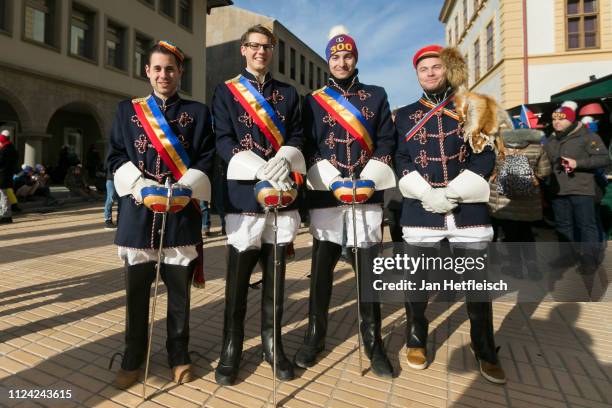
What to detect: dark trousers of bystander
<box><xmin>551</xmin><ymin>194</ymin><xmax>602</xmax><ymax>270</ymax></box>
<box><xmin>493</xmin><ymin>218</ymin><xmax>538</xmax><ymax>279</ymax></box>
<box><xmin>551</xmin><ymin>195</ymin><xmax>600</xmax><ymax>243</ymax></box>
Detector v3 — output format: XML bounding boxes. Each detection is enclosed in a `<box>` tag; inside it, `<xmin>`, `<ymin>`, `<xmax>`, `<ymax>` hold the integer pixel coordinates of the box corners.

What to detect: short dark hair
<box><xmin>147</xmin><ymin>44</ymin><xmax>184</xmax><ymax>70</ymax></box>
<box><xmin>240</xmin><ymin>24</ymin><xmax>276</xmax><ymax>46</ymax></box>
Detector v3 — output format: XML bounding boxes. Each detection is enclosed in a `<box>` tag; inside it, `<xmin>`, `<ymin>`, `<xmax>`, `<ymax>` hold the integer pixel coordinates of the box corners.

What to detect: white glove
<box><xmin>445</xmin><ymin>188</ymin><xmax>461</xmax><ymax>203</ymax></box>
<box><xmin>260</xmin><ymin>156</ymin><xmax>289</xmax><ymax>182</ymax></box>
<box><xmin>421</xmin><ymin>188</ymin><xmax>457</xmax><ymax>214</ymax></box>
<box><xmin>276</xmin><ymin>176</ymin><xmax>293</xmax><ymax>192</ymax></box>
<box><xmin>267</xmin><ymin>179</ymin><xmax>281</xmax><ymax>190</ymax></box>
<box><xmin>133</xmin><ymin>177</ymin><xmax>163</xmax><ymax>202</ymax></box>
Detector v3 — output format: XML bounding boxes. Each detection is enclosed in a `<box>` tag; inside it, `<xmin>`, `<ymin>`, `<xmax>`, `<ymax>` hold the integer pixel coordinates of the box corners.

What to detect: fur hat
<box><xmin>440</xmin><ymin>47</ymin><xmax>468</xmax><ymax>89</ymax></box>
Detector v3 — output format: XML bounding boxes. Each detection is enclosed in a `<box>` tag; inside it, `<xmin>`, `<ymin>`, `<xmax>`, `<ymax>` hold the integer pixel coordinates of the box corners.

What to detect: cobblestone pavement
<box><xmin>1</xmin><ymin>205</ymin><xmax>612</xmax><ymax>407</ymax></box>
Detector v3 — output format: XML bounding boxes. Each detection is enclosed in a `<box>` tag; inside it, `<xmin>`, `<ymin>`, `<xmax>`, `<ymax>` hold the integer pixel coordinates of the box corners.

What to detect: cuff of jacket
<box><xmin>275</xmin><ymin>145</ymin><xmax>306</xmax><ymax>174</ymax></box>
<box><xmin>227</xmin><ymin>150</ymin><xmax>267</xmax><ymax>180</ymax></box>
<box><xmin>178</xmin><ymin>169</ymin><xmax>211</xmax><ymax>201</ymax></box>
<box><xmin>114</xmin><ymin>161</ymin><xmax>141</xmax><ymax>197</ymax></box>
<box><xmin>398</xmin><ymin>171</ymin><xmax>431</xmax><ymax>199</ymax></box>
<box><xmin>447</xmin><ymin>169</ymin><xmax>490</xmax><ymax>203</ymax></box>
<box><xmin>306</xmin><ymin>159</ymin><xmax>341</xmax><ymax>190</ymax></box>
<box><xmin>360</xmin><ymin>159</ymin><xmax>397</xmax><ymax>190</ymax></box>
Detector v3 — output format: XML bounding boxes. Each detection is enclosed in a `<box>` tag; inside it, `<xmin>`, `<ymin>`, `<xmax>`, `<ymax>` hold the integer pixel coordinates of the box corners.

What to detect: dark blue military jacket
<box><xmin>303</xmin><ymin>77</ymin><xmax>396</xmax><ymax>209</ymax></box>
<box><xmin>107</xmin><ymin>93</ymin><xmax>215</xmax><ymax>249</ymax></box>
<box><xmin>213</xmin><ymin>70</ymin><xmax>303</xmax><ymax>214</ymax></box>
<box><xmin>395</xmin><ymin>95</ymin><xmax>495</xmax><ymax>228</ymax></box>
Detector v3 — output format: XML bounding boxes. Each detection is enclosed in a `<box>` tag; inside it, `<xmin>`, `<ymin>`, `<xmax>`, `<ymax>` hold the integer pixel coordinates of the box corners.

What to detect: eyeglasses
<box><xmin>243</xmin><ymin>42</ymin><xmax>275</xmax><ymax>51</ymax></box>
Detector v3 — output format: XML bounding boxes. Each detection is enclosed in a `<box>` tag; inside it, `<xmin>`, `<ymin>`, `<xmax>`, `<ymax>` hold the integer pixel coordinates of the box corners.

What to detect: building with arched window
<box><xmin>0</xmin><ymin>0</ymin><xmax>232</xmax><ymax>172</ymax></box>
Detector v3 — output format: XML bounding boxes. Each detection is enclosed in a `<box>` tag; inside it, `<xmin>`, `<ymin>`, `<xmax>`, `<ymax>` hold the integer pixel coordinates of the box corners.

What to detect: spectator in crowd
<box><xmin>0</xmin><ymin>129</ymin><xmax>18</xmax><ymax>223</ymax></box>
<box><xmin>54</xmin><ymin>145</ymin><xmax>81</xmax><ymax>183</ymax></box>
<box><xmin>544</xmin><ymin>101</ymin><xmax>610</xmax><ymax>272</ymax></box>
<box><xmin>85</xmin><ymin>144</ymin><xmax>102</xmax><ymax>180</ymax></box>
<box><xmin>32</xmin><ymin>164</ymin><xmax>58</xmax><ymax>206</ymax></box>
<box><xmin>580</xmin><ymin>116</ymin><xmax>609</xmax><ymax>242</ymax></box>
<box><xmin>488</xmin><ymin>128</ymin><xmax>551</xmax><ymax>279</ymax></box>
<box><xmin>598</xmin><ymin>115</ymin><xmax>612</xmax><ymax>239</ymax></box>
<box><xmin>211</xmin><ymin>154</ymin><xmax>226</xmax><ymax>235</ymax></box>
<box><xmin>201</xmin><ymin>200</ymin><xmax>211</xmax><ymax>237</ymax></box>
<box><xmin>64</xmin><ymin>164</ymin><xmax>97</xmax><ymax>200</ymax></box>
<box><xmin>14</xmin><ymin>165</ymin><xmax>40</xmax><ymax>200</ymax></box>
<box><xmin>103</xmin><ymin>167</ymin><xmax>117</xmax><ymax>229</ymax></box>
<box><xmin>33</xmin><ymin>164</ymin><xmax>51</xmax><ymax>188</ymax></box>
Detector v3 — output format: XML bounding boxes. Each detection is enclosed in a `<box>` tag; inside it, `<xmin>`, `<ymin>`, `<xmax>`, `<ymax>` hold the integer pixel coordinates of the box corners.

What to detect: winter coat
<box><xmin>544</xmin><ymin>122</ymin><xmax>609</xmax><ymax>197</ymax></box>
<box><xmin>0</xmin><ymin>143</ymin><xmax>18</xmax><ymax>189</ymax></box>
<box><xmin>488</xmin><ymin>129</ymin><xmax>551</xmax><ymax>221</ymax></box>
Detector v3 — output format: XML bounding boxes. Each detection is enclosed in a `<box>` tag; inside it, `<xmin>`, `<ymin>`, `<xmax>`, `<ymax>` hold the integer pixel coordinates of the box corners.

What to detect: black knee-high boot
<box><xmin>352</xmin><ymin>246</ymin><xmax>393</xmax><ymax>378</ymax></box>
<box><xmin>466</xmin><ymin>301</ymin><xmax>497</xmax><ymax>363</ymax></box>
<box><xmin>259</xmin><ymin>243</ymin><xmax>294</xmax><ymax>380</ymax></box>
<box><xmin>113</xmin><ymin>262</ymin><xmax>156</xmax><ymax>389</ymax></box>
<box><xmin>405</xmin><ymin>301</ymin><xmax>429</xmax><ymax>348</ymax></box>
<box><xmin>215</xmin><ymin>245</ymin><xmax>260</xmax><ymax>385</ymax></box>
<box><xmin>294</xmin><ymin>239</ymin><xmax>342</xmax><ymax>368</ymax></box>
<box><xmin>453</xmin><ymin>246</ymin><xmax>498</xmax><ymax>364</ymax></box>
<box><xmin>122</xmin><ymin>262</ymin><xmax>156</xmax><ymax>370</ymax></box>
<box><xmin>403</xmin><ymin>243</ymin><xmax>436</xmax><ymax>348</ymax></box>
<box><xmin>161</xmin><ymin>260</ymin><xmax>196</xmax><ymax>368</ymax></box>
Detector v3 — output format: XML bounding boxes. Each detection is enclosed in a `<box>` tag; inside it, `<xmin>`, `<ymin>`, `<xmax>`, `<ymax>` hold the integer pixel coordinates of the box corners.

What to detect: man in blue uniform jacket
<box><xmin>212</xmin><ymin>24</ymin><xmax>306</xmax><ymax>385</ymax></box>
<box><xmin>394</xmin><ymin>45</ymin><xmax>506</xmax><ymax>384</ymax></box>
<box><xmin>294</xmin><ymin>26</ymin><xmax>397</xmax><ymax>378</ymax></box>
<box><xmin>107</xmin><ymin>41</ymin><xmax>215</xmax><ymax>388</ymax></box>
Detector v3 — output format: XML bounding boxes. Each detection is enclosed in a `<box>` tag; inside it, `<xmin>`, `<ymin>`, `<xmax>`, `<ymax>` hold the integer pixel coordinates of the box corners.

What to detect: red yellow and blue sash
<box><xmin>419</xmin><ymin>97</ymin><xmax>459</xmax><ymax>120</ymax></box>
<box><xmin>225</xmin><ymin>75</ymin><xmax>285</xmax><ymax>151</ymax></box>
<box><xmin>312</xmin><ymin>86</ymin><xmax>373</xmax><ymax>155</ymax></box>
<box><xmin>405</xmin><ymin>97</ymin><xmax>456</xmax><ymax>142</ymax></box>
<box><xmin>132</xmin><ymin>95</ymin><xmax>190</xmax><ymax>179</ymax></box>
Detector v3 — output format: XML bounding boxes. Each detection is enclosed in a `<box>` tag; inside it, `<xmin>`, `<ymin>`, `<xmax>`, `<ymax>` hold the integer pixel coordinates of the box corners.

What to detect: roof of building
<box><xmin>551</xmin><ymin>74</ymin><xmax>612</xmax><ymax>102</ymax></box>
<box><xmin>207</xmin><ymin>0</ymin><xmax>233</xmax><ymax>14</ymax></box>
<box><xmin>439</xmin><ymin>0</ymin><xmax>457</xmax><ymax>23</ymax></box>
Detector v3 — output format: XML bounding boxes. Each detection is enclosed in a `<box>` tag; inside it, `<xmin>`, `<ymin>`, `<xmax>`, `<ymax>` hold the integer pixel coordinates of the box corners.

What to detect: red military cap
<box><xmin>413</xmin><ymin>44</ymin><xmax>444</xmax><ymax>68</ymax></box>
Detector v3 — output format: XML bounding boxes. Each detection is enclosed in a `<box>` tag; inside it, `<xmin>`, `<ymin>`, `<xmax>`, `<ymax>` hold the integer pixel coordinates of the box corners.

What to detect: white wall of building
<box><xmin>473</xmin><ymin>68</ymin><xmax>503</xmax><ymax>101</ymax></box>
<box><xmin>528</xmin><ymin>60</ymin><xmax>612</xmax><ymax>102</ymax></box>
<box><xmin>452</xmin><ymin>0</ymin><xmax>502</xmax><ymax>86</ymax></box>
<box><xmin>527</xmin><ymin>0</ymin><xmax>555</xmax><ymax>55</ymax></box>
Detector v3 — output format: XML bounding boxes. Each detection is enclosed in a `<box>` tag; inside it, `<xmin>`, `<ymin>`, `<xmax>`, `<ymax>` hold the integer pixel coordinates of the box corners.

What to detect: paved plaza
<box><xmin>1</xmin><ymin>205</ymin><xmax>612</xmax><ymax>407</ymax></box>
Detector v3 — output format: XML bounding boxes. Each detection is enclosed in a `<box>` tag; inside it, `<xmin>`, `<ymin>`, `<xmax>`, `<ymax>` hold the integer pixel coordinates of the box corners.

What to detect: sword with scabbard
<box><xmin>143</xmin><ymin>178</ymin><xmax>173</xmax><ymax>400</ymax></box>
<box><xmin>350</xmin><ymin>174</ymin><xmax>365</xmax><ymax>376</ymax></box>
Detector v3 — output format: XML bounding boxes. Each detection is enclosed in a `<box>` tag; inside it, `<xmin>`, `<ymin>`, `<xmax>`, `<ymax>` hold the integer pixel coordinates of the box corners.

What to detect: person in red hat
<box><xmin>544</xmin><ymin>100</ymin><xmax>609</xmax><ymax>272</ymax></box>
<box><xmin>393</xmin><ymin>45</ymin><xmax>506</xmax><ymax>383</ymax></box>
<box><xmin>295</xmin><ymin>25</ymin><xmax>396</xmax><ymax>378</ymax></box>
<box><xmin>0</xmin><ymin>130</ymin><xmax>19</xmax><ymax>223</ymax></box>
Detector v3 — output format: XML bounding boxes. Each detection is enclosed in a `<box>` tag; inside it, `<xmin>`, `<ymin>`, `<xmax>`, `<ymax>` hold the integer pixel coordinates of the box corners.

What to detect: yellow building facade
<box><xmin>439</xmin><ymin>0</ymin><xmax>612</xmax><ymax>108</ymax></box>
